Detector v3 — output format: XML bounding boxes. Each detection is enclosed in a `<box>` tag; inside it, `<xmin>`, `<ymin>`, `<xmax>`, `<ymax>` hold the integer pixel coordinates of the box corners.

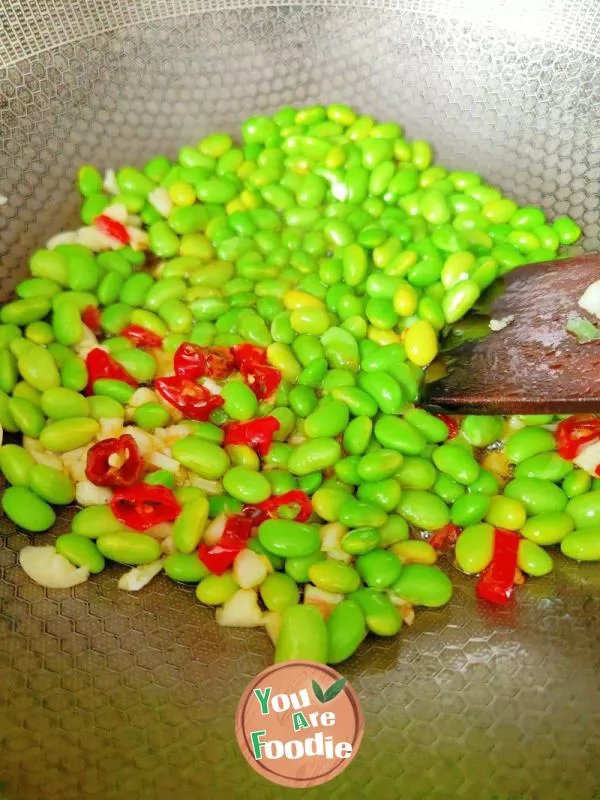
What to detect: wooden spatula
<box><xmin>422</xmin><ymin>254</ymin><xmax>600</xmax><ymax>415</ymax></box>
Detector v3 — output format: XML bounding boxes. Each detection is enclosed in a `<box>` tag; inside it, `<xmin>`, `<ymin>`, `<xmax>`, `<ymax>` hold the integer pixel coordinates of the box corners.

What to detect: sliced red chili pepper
<box><xmin>245</xmin><ymin>490</ymin><xmax>313</xmax><ymax>526</ymax></box>
<box><xmin>555</xmin><ymin>414</ymin><xmax>600</xmax><ymax>460</ymax></box>
<box><xmin>476</xmin><ymin>527</ymin><xmax>520</xmax><ymax>605</ymax></box>
<box><xmin>154</xmin><ymin>376</ymin><xmax>224</xmax><ymax>421</ymax></box>
<box><xmin>231</xmin><ymin>343</ymin><xmax>268</xmax><ymax>368</ymax></box>
<box><xmin>174</xmin><ymin>342</ymin><xmax>235</xmax><ymax>380</ymax></box>
<box><xmin>85</xmin><ymin>347</ymin><xmax>138</xmax><ymax>394</ymax></box>
<box><xmin>223</xmin><ymin>416</ymin><xmax>280</xmax><ymax>457</ymax></box>
<box><xmin>240</xmin><ymin>362</ymin><xmax>281</xmax><ymax>400</ymax></box>
<box><xmin>197</xmin><ymin>514</ymin><xmax>255</xmax><ymax>575</ymax></box>
<box><xmin>121</xmin><ymin>325</ymin><xmax>163</xmax><ymax>349</ymax></box>
<box><xmin>429</xmin><ymin>523</ymin><xmax>462</xmax><ymax>551</ymax></box>
<box><xmin>95</xmin><ymin>214</ymin><xmax>130</xmax><ymax>244</ymax></box>
<box><xmin>81</xmin><ymin>304</ymin><xmax>102</xmax><ymax>334</ymax></box>
<box><xmin>85</xmin><ymin>434</ymin><xmax>144</xmax><ymax>488</ymax></box>
<box><xmin>434</xmin><ymin>413</ymin><xmax>459</xmax><ymax>440</ymax></box>
<box><xmin>111</xmin><ymin>484</ymin><xmax>181</xmax><ymax>531</ymax></box>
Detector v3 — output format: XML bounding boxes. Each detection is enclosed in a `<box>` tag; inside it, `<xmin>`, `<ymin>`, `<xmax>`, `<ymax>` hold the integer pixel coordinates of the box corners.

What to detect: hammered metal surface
<box><xmin>1</xmin><ymin>2</ymin><xmax>600</xmax><ymax>798</ymax></box>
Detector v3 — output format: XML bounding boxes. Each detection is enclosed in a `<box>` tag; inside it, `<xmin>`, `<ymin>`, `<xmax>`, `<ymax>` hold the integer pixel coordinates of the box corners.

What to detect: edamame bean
<box><xmin>221</xmin><ymin>381</ymin><xmax>258</xmax><ymax>421</ymax></box>
<box><xmin>97</xmin><ymin>532</ymin><xmax>161</xmax><ymax>565</ymax></box>
<box><xmin>172</xmin><ymin>495</ymin><xmax>209</xmax><ymax>553</ymax></box>
<box><xmin>259</xmin><ymin>519</ymin><xmax>321</xmax><ymax>558</ymax></box>
<box><xmin>374</xmin><ymin>415</ymin><xmax>426</xmax><ymax>454</ymax></box>
<box><xmin>56</xmin><ymin>534</ymin><xmax>105</xmax><ymax>573</ymax></box>
<box><xmin>196</xmin><ymin>572</ymin><xmax>238</xmax><ymax>604</ymax></box>
<box><xmin>285</xmin><ymin>551</ymin><xmax>326</xmax><ymax>583</ymax></box>
<box><xmin>29</xmin><ymin>464</ymin><xmax>75</xmax><ymax>505</ymax></box>
<box><xmin>72</xmin><ymin>504</ymin><xmax>130</xmax><ymax>538</ymax></box>
<box><xmin>8</xmin><ymin>397</ymin><xmax>46</xmax><ymax>437</ymax></box>
<box><xmin>566</xmin><ymin>491</ymin><xmax>600</xmax><ymax>528</ymax></box>
<box><xmin>485</xmin><ymin>495</ymin><xmax>526</xmax><ymax>531</ymax></box>
<box><xmin>223</xmin><ymin>467</ymin><xmax>271</xmax><ymax>504</ymax></box>
<box><xmin>504</xmin><ymin>477</ymin><xmax>567</xmax><ymax>515</ymax></box>
<box><xmin>0</xmin><ymin>444</ymin><xmax>35</xmax><ymax>485</ymax></box>
<box><xmin>40</xmin><ymin>418</ymin><xmax>99</xmax><ymax>452</ymax></box>
<box><xmin>327</xmin><ymin>600</ymin><xmax>366</xmax><ymax>664</ymax></box>
<box><xmin>504</xmin><ymin>427</ymin><xmax>556</xmax><ymax>463</ymax></box>
<box><xmin>2</xmin><ymin>486</ymin><xmax>55</xmax><ymax>532</ymax></box>
<box><xmin>18</xmin><ymin>345</ymin><xmax>60</xmax><ymax>391</ymax></box>
<box><xmin>351</xmin><ymin>588</ymin><xmax>402</xmax><ymax>636</ymax></box>
<box><xmin>41</xmin><ymin>387</ymin><xmax>89</xmax><ymax>420</ymax></box>
<box><xmin>287</xmin><ymin>438</ymin><xmax>341</xmax><ymax>476</ymax></box>
<box><xmin>259</xmin><ymin>572</ymin><xmax>300</xmax><ymax>611</ymax></box>
<box><xmin>391</xmin><ymin>564</ymin><xmax>452</xmax><ymax>607</ymax></box>
<box><xmin>450</xmin><ymin>492</ymin><xmax>491</xmax><ymax>526</ymax></box>
<box><xmin>517</xmin><ymin>539</ymin><xmax>553</xmax><ymax>576</ymax></box>
<box><xmin>164</xmin><ymin>553</ymin><xmax>210</xmax><ymax>583</ymax></box>
<box><xmin>455</xmin><ymin>523</ymin><xmax>494</xmax><ymax>574</ymax></box>
<box><xmin>432</xmin><ymin>444</ymin><xmax>480</xmax><ymax>485</ymax></box>
<box><xmin>391</xmin><ymin>539</ymin><xmax>437</xmax><ymax>565</ymax></box>
<box><xmin>355</xmin><ymin>548</ymin><xmax>402</xmax><ymax>588</ymax></box>
<box><xmin>275</xmin><ymin>605</ymin><xmax>328</xmax><ymax>663</ymax></box>
<box><xmin>561</xmin><ymin>527</ymin><xmax>600</xmax><ymax>562</ymax></box>
<box><xmin>171</xmin><ymin>437</ymin><xmax>230</xmax><ymax>479</ymax></box>
<box><xmin>398</xmin><ymin>490</ymin><xmax>450</xmax><ymax>530</ymax></box>
<box><xmin>308</xmin><ymin>560</ymin><xmax>361</xmax><ymax>593</ymax></box>
<box><xmin>514</xmin><ymin>452</ymin><xmax>573</xmax><ymax>482</ymax></box>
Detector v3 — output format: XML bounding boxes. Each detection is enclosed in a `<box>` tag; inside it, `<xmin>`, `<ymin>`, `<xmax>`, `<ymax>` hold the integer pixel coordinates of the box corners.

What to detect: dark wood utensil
<box><xmin>422</xmin><ymin>254</ymin><xmax>600</xmax><ymax>415</ymax></box>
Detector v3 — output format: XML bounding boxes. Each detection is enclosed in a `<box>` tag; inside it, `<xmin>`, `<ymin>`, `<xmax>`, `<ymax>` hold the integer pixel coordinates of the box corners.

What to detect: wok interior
<box><xmin>1</xmin><ymin>2</ymin><xmax>599</xmax><ymax>798</ymax></box>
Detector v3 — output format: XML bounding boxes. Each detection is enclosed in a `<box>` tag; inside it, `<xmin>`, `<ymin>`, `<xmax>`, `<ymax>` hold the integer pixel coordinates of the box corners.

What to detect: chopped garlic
<box><xmin>129</xmin><ymin>387</ymin><xmax>159</xmax><ymax>408</ymax></box>
<box><xmin>102</xmin><ymin>203</ymin><xmax>129</xmax><ymax>224</ymax></box>
<box><xmin>147</xmin><ymin>451</ymin><xmax>180</xmax><ymax>473</ymax></box>
<box><xmin>202</xmin><ymin>378</ymin><xmax>222</xmax><ymax>396</ymax></box>
<box><xmin>186</xmin><ymin>474</ymin><xmax>222</xmax><ymax>494</ymax></box>
<box><xmin>216</xmin><ymin>589</ymin><xmax>263</xmax><ymax>627</ymax></box>
<box><xmin>263</xmin><ymin>611</ymin><xmax>282</xmax><ymax>645</ymax></box>
<box><xmin>573</xmin><ymin>439</ymin><xmax>600</xmax><ymax>476</ymax></box>
<box><xmin>304</xmin><ymin>585</ymin><xmax>344</xmax><ymax>619</ymax></box>
<box><xmin>578</xmin><ymin>280</ymin><xmax>600</xmax><ymax>320</ymax></box>
<box><xmin>203</xmin><ymin>513</ymin><xmax>226</xmax><ymax>545</ymax></box>
<box><xmin>97</xmin><ymin>417</ymin><xmax>124</xmax><ymax>440</ymax></box>
<box><xmin>22</xmin><ymin>436</ymin><xmax>63</xmax><ymax>470</ymax></box>
<box><xmin>103</xmin><ymin>168</ymin><xmax>119</xmax><ymax>195</ymax></box>
<box><xmin>148</xmin><ymin>187</ymin><xmax>173</xmax><ymax>217</ymax></box>
<box><xmin>0</xmin><ymin>194</ymin><xmax>7</xmax><ymax>206</ymax></box>
<box><xmin>233</xmin><ymin>549</ymin><xmax>271</xmax><ymax>589</ymax></box>
<box><xmin>125</xmin><ymin>426</ymin><xmax>155</xmax><ymax>455</ymax></box>
<box><xmin>489</xmin><ymin>315</ymin><xmax>514</xmax><ymax>332</ymax></box>
<box><xmin>118</xmin><ymin>559</ymin><xmax>164</xmax><ymax>591</ymax></box>
<box><xmin>76</xmin><ymin>480</ymin><xmax>112</xmax><ymax>506</ymax></box>
<box><xmin>320</xmin><ymin>522</ymin><xmax>347</xmax><ymax>551</ymax></box>
<box><xmin>46</xmin><ymin>231</ymin><xmax>79</xmax><ymax>249</ymax></box>
<box><xmin>145</xmin><ymin>522</ymin><xmax>174</xmax><ymax>541</ymax></box>
<box><xmin>76</xmin><ymin>226</ymin><xmax>119</xmax><ymax>251</ymax></box>
<box><xmin>126</xmin><ymin>227</ymin><xmax>149</xmax><ymax>251</ymax></box>
<box><xmin>20</xmin><ymin>546</ymin><xmax>89</xmax><ymax>589</ymax></box>
<box><xmin>160</xmin><ymin>536</ymin><xmax>176</xmax><ymax>555</ymax></box>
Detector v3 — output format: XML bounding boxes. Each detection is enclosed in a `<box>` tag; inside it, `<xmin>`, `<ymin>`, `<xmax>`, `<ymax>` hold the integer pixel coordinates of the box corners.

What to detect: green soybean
<box><xmin>171</xmin><ymin>437</ymin><xmax>230</xmax><ymax>479</ymax></box>
<box><xmin>259</xmin><ymin>519</ymin><xmax>321</xmax><ymax>558</ymax></box>
<box><xmin>97</xmin><ymin>532</ymin><xmax>161</xmax><ymax>565</ymax></box>
<box><xmin>172</xmin><ymin>495</ymin><xmax>209</xmax><ymax>553</ymax></box>
<box><xmin>56</xmin><ymin>534</ymin><xmax>105</xmax><ymax>573</ymax></box>
<box><xmin>275</xmin><ymin>605</ymin><xmax>328</xmax><ymax>663</ymax></box>
<box><xmin>164</xmin><ymin>553</ymin><xmax>210</xmax><ymax>583</ymax></box>
<box><xmin>0</xmin><ymin>444</ymin><xmax>35</xmax><ymax>486</ymax></box>
<box><xmin>40</xmin><ymin>418</ymin><xmax>99</xmax><ymax>452</ymax></box>
<box><xmin>29</xmin><ymin>464</ymin><xmax>75</xmax><ymax>505</ymax></box>
<box><xmin>561</xmin><ymin>527</ymin><xmax>600</xmax><ymax>562</ymax></box>
<box><xmin>455</xmin><ymin>523</ymin><xmax>494</xmax><ymax>574</ymax></box>
<box><xmin>259</xmin><ymin>572</ymin><xmax>300</xmax><ymax>611</ymax></box>
<box><xmin>327</xmin><ymin>600</ymin><xmax>366</xmax><ymax>664</ymax></box>
<box><xmin>2</xmin><ymin>486</ymin><xmax>55</xmax><ymax>532</ymax></box>
<box><xmin>391</xmin><ymin>564</ymin><xmax>452</xmax><ymax>607</ymax></box>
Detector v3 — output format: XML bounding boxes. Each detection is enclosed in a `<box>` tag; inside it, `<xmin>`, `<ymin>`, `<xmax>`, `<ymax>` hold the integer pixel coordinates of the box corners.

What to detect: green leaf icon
<box><xmin>323</xmin><ymin>677</ymin><xmax>347</xmax><ymax>702</ymax></box>
<box><xmin>312</xmin><ymin>679</ymin><xmax>326</xmax><ymax>703</ymax></box>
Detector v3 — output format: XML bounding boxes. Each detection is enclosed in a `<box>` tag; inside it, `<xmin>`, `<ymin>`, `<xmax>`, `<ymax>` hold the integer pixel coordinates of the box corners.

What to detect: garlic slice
<box><xmin>20</xmin><ymin>546</ymin><xmax>89</xmax><ymax>589</ymax></box>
